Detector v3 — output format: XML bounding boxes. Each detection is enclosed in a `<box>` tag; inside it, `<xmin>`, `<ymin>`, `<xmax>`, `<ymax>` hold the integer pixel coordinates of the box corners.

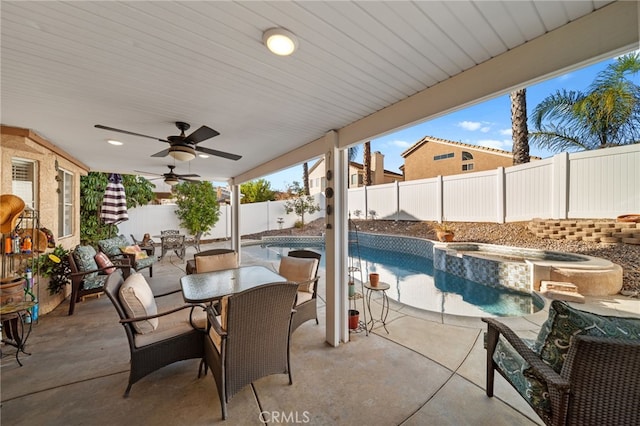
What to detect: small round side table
<box><xmin>1</xmin><ymin>301</ymin><xmax>36</xmax><ymax>366</ymax></box>
<box><xmin>364</xmin><ymin>281</ymin><xmax>390</xmax><ymax>334</ymax></box>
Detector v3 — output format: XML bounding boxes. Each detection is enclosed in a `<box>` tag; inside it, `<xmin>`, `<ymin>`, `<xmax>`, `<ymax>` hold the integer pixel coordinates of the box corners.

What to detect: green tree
<box><xmin>80</xmin><ymin>172</ymin><xmax>155</xmax><ymax>245</ymax></box>
<box><xmin>240</xmin><ymin>178</ymin><xmax>276</xmax><ymax>203</ymax></box>
<box><xmin>530</xmin><ymin>53</ymin><xmax>640</xmax><ymax>152</ymax></box>
<box><xmin>173</xmin><ymin>181</ymin><xmax>220</xmax><ymax>237</ymax></box>
<box><xmin>510</xmin><ymin>88</ymin><xmax>530</xmax><ymax>164</ymax></box>
<box><xmin>283</xmin><ymin>181</ymin><xmax>320</xmax><ymax>229</ymax></box>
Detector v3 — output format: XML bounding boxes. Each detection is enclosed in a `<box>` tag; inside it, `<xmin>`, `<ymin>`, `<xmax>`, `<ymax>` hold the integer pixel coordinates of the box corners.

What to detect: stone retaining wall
<box><xmin>528</xmin><ymin>219</ymin><xmax>640</xmax><ymax>245</ymax></box>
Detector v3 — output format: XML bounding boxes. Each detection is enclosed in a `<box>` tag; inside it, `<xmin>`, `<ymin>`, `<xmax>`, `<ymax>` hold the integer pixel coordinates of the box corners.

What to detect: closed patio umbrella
<box><xmin>100</xmin><ymin>173</ymin><xmax>128</xmax><ymax>226</ymax></box>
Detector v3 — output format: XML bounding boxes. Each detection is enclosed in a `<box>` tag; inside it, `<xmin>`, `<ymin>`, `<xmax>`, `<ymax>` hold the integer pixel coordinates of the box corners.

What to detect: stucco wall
<box><xmin>1</xmin><ymin>126</ymin><xmax>89</xmax><ymax>314</ymax></box>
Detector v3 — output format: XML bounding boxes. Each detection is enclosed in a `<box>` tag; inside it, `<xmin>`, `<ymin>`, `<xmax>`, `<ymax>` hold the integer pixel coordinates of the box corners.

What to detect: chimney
<box><xmin>372</xmin><ymin>151</ymin><xmax>384</xmax><ymax>184</ymax></box>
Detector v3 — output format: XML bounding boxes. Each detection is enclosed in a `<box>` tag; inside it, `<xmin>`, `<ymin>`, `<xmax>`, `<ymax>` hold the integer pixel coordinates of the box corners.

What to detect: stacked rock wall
<box><xmin>528</xmin><ymin>219</ymin><xmax>640</xmax><ymax>245</ymax></box>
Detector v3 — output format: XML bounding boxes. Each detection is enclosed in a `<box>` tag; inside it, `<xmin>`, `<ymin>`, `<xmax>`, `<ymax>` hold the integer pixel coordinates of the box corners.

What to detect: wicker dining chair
<box><xmin>104</xmin><ymin>272</ymin><xmax>206</xmax><ymax>397</ymax></box>
<box><xmin>279</xmin><ymin>249</ymin><xmax>321</xmax><ymax>332</ymax></box>
<box><xmin>204</xmin><ymin>282</ymin><xmax>299</xmax><ymax>420</ymax></box>
<box><xmin>185</xmin><ymin>248</ymin><xmax>237</xmax><ymax>275</ymax></box>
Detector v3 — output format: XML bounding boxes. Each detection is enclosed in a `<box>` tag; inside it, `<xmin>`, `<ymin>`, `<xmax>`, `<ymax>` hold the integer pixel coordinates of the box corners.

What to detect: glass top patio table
<box><xmin>180</xmin><ymin>265</ymin><xmax>287</xmax><ymax>303</ymax></box>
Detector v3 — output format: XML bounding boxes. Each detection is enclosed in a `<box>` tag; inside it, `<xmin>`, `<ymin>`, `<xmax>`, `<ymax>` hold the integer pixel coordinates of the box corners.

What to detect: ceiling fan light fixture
<box><xmin>168</xmin><ymin>145</ymin><xmax>196</xmax><ymax>162</ymax></box>
<box><xmin>263</xmin><ymin>28</ymin><xmax>298</xmax><ymax>56</ymax></box>
<box><xmin>164</xmin><ymin>176</ymin><xmax>180</xmax><ymax>186</ymax></box>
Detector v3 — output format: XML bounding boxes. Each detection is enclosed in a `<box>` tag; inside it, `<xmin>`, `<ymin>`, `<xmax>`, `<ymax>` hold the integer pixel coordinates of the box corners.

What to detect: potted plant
<box><xmin>434</xmin><ymin>222</ymin><xmax>455</xmax><ymax>242</ymax></box>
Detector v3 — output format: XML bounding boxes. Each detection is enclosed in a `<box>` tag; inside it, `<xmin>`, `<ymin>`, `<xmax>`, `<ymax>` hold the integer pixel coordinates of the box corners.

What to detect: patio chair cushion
<box><xmin>98</xmin><ymin>234</ymin><xmax>130</xmax><ymax>257</ymax></box>
<box><xmin>73</xmin><ymin>245</ymin><xmax>99</xmax><ymax>279</ymax></box>
<box><xmin>296</xmin><ymin>290</ymin><xmax>313</xmax><ymax>306</ymax></box>
<box><xmin>94</xmin><ymin>251</ymin><xmax>116</xmax><ymax>274</ymax></box>
<box><xmin>119</xmin><ymin>273</ymin><xmax>158</xmax><ymax>334</ymax></box>
<box><xmin>536</xmin><ymin>300</ymin><xmax>640</xmax><ymax>373</ymax></box>
<box><xmin>209</xmin><ymin>296</ymin><xmax>229</xmax><ymax>352</ymax></box>
<box><xmin>278</xmin><ymin>256</ymin><xmax>318</xmax><ymax>293</ymax></box>
<box><xmin>134</xmin><ymin>306</ymin><xmax>207</xmax><ymax>348</ymax></box>
<box><xmin>195</xmin><ymin>251</ymin><xmax>238</xmax><ymax>273</ymax></box>
<box><xmin>83</xmin><ymin>274</ymin><xmax>110</xmax><ymax>290</ymax></box>
<box><xmin>121</xmin><ymin>245</ymin><xmax>149</xmax><ymax>260</ymax></box>
<box><xmin>492</xmin><ymin>337</ymin><xmax>550</xmax><ymax>414</ymax></box>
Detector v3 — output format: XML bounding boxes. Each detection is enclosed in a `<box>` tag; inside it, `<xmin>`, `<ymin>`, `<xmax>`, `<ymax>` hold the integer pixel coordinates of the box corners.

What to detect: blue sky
<box><xmin>258</xmin><ymin>52</ymin><xmax>639</xmax><ymax>192</ymax></box>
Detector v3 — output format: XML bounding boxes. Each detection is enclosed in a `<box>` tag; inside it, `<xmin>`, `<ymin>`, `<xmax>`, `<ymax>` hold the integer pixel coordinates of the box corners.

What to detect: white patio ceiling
<box><xmin>1</xmin><ymin>1</ymin><xmax>637</xmax><ymax>183</ymax></box>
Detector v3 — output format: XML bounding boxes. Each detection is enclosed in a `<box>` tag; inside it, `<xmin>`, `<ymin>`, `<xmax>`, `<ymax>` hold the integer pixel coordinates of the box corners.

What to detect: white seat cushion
<box><xmin>119</xmin><ymin>273</ymin><xmax>158</xmax><ymax>334</ymax></box>
<box><xmin>278</xmin><ymin>256</ymin><xmax>318</xmax><ymax>293</ymax></box>
<box><xmin>196</xmin><ymin>252</ymin><xmax>238</xmax><ymax>273</ymax></box>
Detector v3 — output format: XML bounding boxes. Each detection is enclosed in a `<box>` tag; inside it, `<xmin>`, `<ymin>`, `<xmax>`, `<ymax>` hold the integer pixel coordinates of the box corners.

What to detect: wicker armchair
<box><xmin>67</xmin><ymin>246</ymin><xmax>130</xmax><ymax>316</ymax></box>
<box><xmin>97</xmin><ymin>234</ymin><xmax>156</xmax><ymax>277</ymax></box>
<box><xmin>483</xmin><ymin>301</ymin><xmax>640</xmax><ymax>426</ymax></box>
<box><xmin>185</xmin><ymin>248</ymin><xmax>237</xmax><ymax>275</ymax></box>
<box><xmin>279</xmin><ymin>250</ymin><xmax>321</xmax><ymax>333</ymax></box>
<box><xmin>204</xmin><ymin>282</ymin><xmax>299</xmax><ymax>420</ymax></box>
<box><xmin>104</xmin><ymin>272</ymin><xmax>207</xmax><ymax>397</ymax></box>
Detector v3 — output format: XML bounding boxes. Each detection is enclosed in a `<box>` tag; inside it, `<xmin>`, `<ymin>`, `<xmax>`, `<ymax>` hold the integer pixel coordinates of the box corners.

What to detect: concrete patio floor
<box><xmin>2</xmin><ymin>241</ymin><xmax>639</xmax><ymax>425</ymax></box>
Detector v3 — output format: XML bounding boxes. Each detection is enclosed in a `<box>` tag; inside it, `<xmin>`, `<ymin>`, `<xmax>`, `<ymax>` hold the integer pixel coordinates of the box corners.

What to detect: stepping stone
<box><xmin>541</xmin><ymin>290</ymin><xmax>585</xmax><ymax>304</ymax></box>
<box><xmin>541</xmin><ymin>280</ymin><xmax>578</xmax><ymax>293</ymax></box>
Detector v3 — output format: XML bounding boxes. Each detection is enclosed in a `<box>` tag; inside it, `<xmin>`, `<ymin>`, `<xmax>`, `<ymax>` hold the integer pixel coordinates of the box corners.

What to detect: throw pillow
<box><xmin>94</xmin><ymin>251</ymin><xmax>116</xmax><ymax>274</ymax></box>
<box><xmin>119</xmin><ymin>273</ymin><xmax>158</xmax><ymax>334</ymax></box>
<box><xmin>537</xmin><ymin>300</ymin><xmax>640</xmax><ymax>373</ymax></box>
<box><xmin>278</xmin><ymin>256</ymin><xmax>318</xmax><ymax>293</ymax></box>
<box><xmin>73</xmin><ymin>245</ymin><xmax>99</xmax><ymax>279</ymax></box>
<box><xmin>121</xmin><ymin>245</ymin><xmax>149</xmax><ymax>260</ymax></box>
<box><xmin>195</xmin><ymin>252</ymin><xmax>238</xmax><ymax>273</ymax></box>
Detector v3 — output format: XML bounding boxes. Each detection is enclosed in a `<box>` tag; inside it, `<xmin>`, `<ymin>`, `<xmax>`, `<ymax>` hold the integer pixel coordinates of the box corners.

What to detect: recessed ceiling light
<box><xmin>107</xmin><ymin>139</ymin><xmax>123</xmax><ymax>146</ymax></box>
<box><xmin>263</xmin><ymin>28</ymin><xmax>298</xmax><ymax>56</ymax></box>
<box><xmin>198</xmin><ymin>154</ymin><xmax>210</xmax><ymax>159</ymax></box>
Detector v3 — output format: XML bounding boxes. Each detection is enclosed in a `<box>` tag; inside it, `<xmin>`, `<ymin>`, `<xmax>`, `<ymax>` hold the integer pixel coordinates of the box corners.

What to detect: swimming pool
<box><xmin>242</xmin><ymin>240</ymin><xmax>543</xmax><ymax>317</ymax></box>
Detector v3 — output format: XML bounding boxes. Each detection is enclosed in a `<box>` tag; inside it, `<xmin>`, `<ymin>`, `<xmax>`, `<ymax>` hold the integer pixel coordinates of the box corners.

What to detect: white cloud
<box><xmin>480</xmin><ymin>126</ymin><xmax>490</xmax><ymax>133</ymax></box>
<box><xmin>499</xmin><ymin>128</ymin><xmax>512</xmax><ymax>136</ymax></box>
<box><xmin>389</xmin><ymin>139</ymin><xmax>412</xmax><ymax>148</ymax></box>
<box><xmin>477</xmin><ymin>139</ymin><xmax>512</xmax><ymax>150</ymax></box>
<box><xmin>458</xmin><ymin>121</ymin><xmax>482</xmax><ymax>131</ymax></box>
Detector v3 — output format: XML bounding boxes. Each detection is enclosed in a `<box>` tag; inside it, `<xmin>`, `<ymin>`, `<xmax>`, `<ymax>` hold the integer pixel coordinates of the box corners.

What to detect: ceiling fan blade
<box><xmin>151</xmin><ymin>148</ymin><xmax>171</xmax><ymax>157</ymax></box>
<box><xmin>181</xmin><ymin>177</ymin><xmax>201</xmax><ymax>183</ymax></box>
<box><xmin>196</xmin><ymin>146</ymin><xmax>242</xmax><ymax>161</ymax></box>
<box><xmin>95</xmin><ymin>124</ymin><xmax>170</xmax><ymax>143</ymax></box>
<box><xmin>185</xmin><ymin>125</ymin><xmax>219</xmax><ymax>144</ymax></box>
<box><xmin>177</xmin><ymin>173</ymin><xmax>200</xmax><ymax>178</ymax></box>
<box><xmin>133</xmin><ymin>169</ymin><xmax>164</xmax><ymax>177</ymax></box>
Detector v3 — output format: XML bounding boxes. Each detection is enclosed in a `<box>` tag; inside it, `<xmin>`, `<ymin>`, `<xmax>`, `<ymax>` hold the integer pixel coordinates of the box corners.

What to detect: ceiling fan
<box><xmin>135</xmin><ymin>165</ymin><xmax>200</xmax><ymax>186</ymax></box>
<box><xmin>95</xmin><ymin>121</ymin><xmax>242</xmax><ymax>161</ymax></box>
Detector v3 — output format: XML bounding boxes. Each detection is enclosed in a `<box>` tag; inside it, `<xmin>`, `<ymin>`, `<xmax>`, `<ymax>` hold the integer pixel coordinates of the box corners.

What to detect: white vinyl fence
<box><xmin>118</xmin><ymin>195</ymin><xmax>325</xmax><ymax>240</ymax></box>
<box><xmin>348</xmin><ymin>144</ymin><xmax>640</xmax><ymax>223</ymax></box>
<box><xmin>119</xmin><ymin>144</ymin><xmax>639</xmax><ymax>238</ymax></box>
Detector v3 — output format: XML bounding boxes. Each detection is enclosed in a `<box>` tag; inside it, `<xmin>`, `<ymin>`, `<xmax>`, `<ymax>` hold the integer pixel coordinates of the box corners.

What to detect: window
<box><xmin>58</xmin><ymin>169</ymin><xmax>73</xmax><ymax>237</ymax></box>
<box><xmin>321</xmin><ymin>177</ymin><xmax>327</xmax><ymax>190</ymax></box>
<box><xmin>12</xmin><ymin>159</ymin><xmax>37</xmax><ymax>209</ymax></box>
<box><xmin>350</xmin><ymin>174</ymin><xmax>364</xmax><ymax>185</ymax></box>
<box><xmin>434</xmin><ymin>152</ymin><xmax>454</xmax><ymax>161</ymax></box>
<box><xmin>462</xmin><ymin>151</ymin><xmax>474</xmax><ymax>161</ymax></box>
<box><xmin>462</xmin><ymin>164</ymin><xmax>474</xmax><ymax>171</ymax></box>
<box><xmin>309</xmin><ymin>179</ymin><xmax>313</xmax><ymax>188</ymax></box>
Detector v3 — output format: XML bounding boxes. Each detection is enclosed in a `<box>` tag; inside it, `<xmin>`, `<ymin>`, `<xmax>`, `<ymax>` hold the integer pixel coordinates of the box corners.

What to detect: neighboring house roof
<box><xmin>309</xmin><ymin>157</ymin><xmax>403</xmax><ymax>178</ymax></box>
<box><xmin>401</xmin><ymin>135</ymin><xmax>542</xmax><ymax>160</ymax></box>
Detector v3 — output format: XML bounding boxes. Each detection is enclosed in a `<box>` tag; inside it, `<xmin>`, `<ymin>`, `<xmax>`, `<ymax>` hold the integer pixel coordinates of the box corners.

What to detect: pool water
<box><xmin>242</xmin><ymin>243</ymin><xmax>542</xmax><ymax>317</ymax></box>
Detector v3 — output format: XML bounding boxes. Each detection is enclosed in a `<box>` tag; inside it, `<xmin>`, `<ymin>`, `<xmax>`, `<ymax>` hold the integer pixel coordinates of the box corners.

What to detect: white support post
<box><xmin>230</xmin><ymin>181</ymin><xmax>241</xmax><ymax>256</ymax></box>
<box><xmin>324</xmin><ymin>130</ymin><xmax>347</xmax><ymax>346</ymax></box>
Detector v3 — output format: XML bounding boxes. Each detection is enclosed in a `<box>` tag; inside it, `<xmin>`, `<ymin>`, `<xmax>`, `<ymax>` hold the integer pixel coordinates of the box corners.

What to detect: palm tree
<box><xmin>510</xmin><ymin>88</ymin><xmax>530</xmax><ymax>165</ymax></box>
<box><xmin>347</xmin><ymin>146</ymin><xmax>359</xmax><ymax>188</ymax></box>
<box><xmin>302</xmin><ymin>162</ymin><xmax>310</xmax><ymax>195</ymax></box>
<box><xmin>530</xmin><ymin>53</ymin><xmax>640</xmax><ymax>152</ymax></box>
<box><xmin>363</xmin><ymin>141</ymin><xmax>372</xmax><ymax>185</ymax></box>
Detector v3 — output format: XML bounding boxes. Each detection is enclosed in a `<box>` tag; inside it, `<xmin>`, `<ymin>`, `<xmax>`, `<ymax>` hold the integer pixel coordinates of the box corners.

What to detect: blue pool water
<box><xmin>242</xmin><ymin>243</ymin><xmax>543</xmax><ymax>317</ymax></box>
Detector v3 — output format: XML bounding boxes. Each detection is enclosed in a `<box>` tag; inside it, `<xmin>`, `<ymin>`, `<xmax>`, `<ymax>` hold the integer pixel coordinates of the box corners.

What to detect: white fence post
<box><xmin>552</xmin><ymin>152</ymin><xmax>569</xmax><ymax>219</ymax></box>
<box><xmin>496</xmin><ymin>167</ymin><xmax>505</xmax><ymax>224</ymax></box>
<box><xmin>437</xmin><ymin>175</ymin><xmax>444</xmax><ymax>222</ymax></box>
<box><xmin>395</xmin><ymin>180</ymin><xmax>400</xmax><ymax>222</ymax></box>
